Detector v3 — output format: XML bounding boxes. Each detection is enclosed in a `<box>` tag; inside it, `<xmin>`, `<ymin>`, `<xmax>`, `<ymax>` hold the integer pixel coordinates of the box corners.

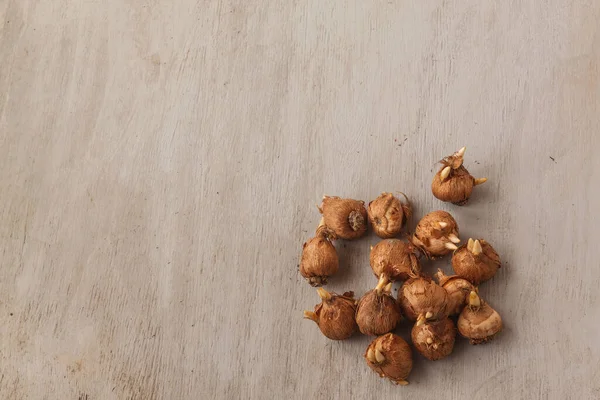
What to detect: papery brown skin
<box><xmin>411</xmin><ymin>317</ymin><xmax>456</xmax><ymax>360</ymax></box>
<box><xmin>365</xmin><ymin>333</ymin><xmax>413</xmax><ymax>385</ymax></box>
<box><xmin>310</xmin><ymin>291</ymin><xmax>358</xmax><ymax>340</ymax></box>
<box><xmin>411</xmin><ymin>210</ymin><xmax>459</xmax><ymax>258</ymax></box>
<box><xmin>452</xmin><ymin>240</ymin><xmax>501</xmax><ymax>285</ymax></box>
<box><xmin>398</xmin><ymin>276</ymin><xmax>448</xmax><ymax>322</ymax></box>
<box><xmin>370</xmin><ymin>239</ymin><xmax>421</xmax><ymax>281</ymax></box>
<box><xmin>432</xmin><ymin>165</ymin><xmax>475</xmax><ymax>205</ymax></box>
<box><xmin>367</xmin><ymin>193</ymin><xmax>412</xmax><ymax>238</ymax></box>
<box><xmin>299</xmin><ymin>233</ymin><xmax>339</xmax><ymax>287</ymax></box>
<box><xmin>457</xmin><ymin>295</ymin><xmax>503</xmax><ymax>344</ymax></box>
<box><xmin>435</xmin><ymin>269</ymin><xmax>475</xmax><ymax>315</ymax></box>
<box><xmin>319</xmin><ymin>196</ymin><xmax>368</xmax><ymax>240</ymax></box>
<box><xmin>356</xmin><ymin>288</ymin><xmax>402</xmax><ymax>336</ymax></box>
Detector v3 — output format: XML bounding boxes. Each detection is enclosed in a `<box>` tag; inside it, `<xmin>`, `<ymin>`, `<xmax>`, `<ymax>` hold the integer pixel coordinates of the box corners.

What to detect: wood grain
<box><xmin>1</xmin><ymin>1</ymin><xmax>599</xmax><ymax>399</ymax></box>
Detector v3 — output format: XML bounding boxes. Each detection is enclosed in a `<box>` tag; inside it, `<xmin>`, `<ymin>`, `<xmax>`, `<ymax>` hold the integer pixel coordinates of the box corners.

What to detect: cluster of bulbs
<box><xmin>300</xmin><ymin>147</ymin><xmax>503</xmax><ymax>385</ymax></box>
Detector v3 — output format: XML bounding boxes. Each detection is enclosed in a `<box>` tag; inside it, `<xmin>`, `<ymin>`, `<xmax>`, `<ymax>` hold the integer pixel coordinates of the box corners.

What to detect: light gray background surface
<box><xmin>1</xmin><ymin>1</ymin><xmax>599</xmax><ymax>399</ymax></box>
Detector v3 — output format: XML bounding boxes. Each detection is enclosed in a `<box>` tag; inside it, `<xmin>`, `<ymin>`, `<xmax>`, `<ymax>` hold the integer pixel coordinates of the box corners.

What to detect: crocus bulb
<box><xmin>457</xmin><ymin>291</ymin><xmax>503</xmax><ymax>344</ymax></box>
<box><xmin>452</xmin><ymin>238</ymin><xmax>501</xmax><ymax>285</ymax></box>
<box><xmin>300</xmin><ymin>219</ymin><xmax>339</xmax><ymax>286</ymax></box>
<box><xmin>365</xmin><ymin>333</ymin><xmax>413</xmax><ymax>385</ymax></box>
<box><xmin>303</xmin><ymin>288</ymin><xmax>358</xmax><ymax>340</ymax></box>
<box><xmin>370</xmin><ymin>239</ymin><xmax>421</xmax><ymax>282</ymax></box>
<box><xmin>411</xmin><ymin>317</ymin><xmax>456</xmax><ymax>360</ymax></box>
<box><xmin>411</xmin><ymin>211</ymin><xmax>460</xmax><ymax>258</ymax></box>
<box><xmin>434</xmin><ymin>269</ymin><xmax>475</xmax><ymax>315</ymax></box>
<box><xmin>431</xmin><ymin>146</ymin><xmax>487</xmax><ymax>205</ymax></box>
<box><xmin>319</xmin><ymin>196</ymin><xmax>368</xmax><ymax>240</ymax></box>
<box><xmin>398</xmin><ymin>276</ymin><xmax>448</xmax><ymax>322</ymax></box>
<box><xmin>367</xmin><ymin>192</ymin><xmax>412</xmax><ymax>238</ymax></box>
<box><xmin>356</xmin><ymin>275</ymin><xmax>402</xmax><ymax>336</ymax></box>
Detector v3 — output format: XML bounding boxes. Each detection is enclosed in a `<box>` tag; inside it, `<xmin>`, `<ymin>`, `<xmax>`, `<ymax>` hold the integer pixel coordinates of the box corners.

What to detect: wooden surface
<box><xmin>1</xmin><ymin>1</ymin><xmax>599</xmax><ymax>399</ymax></box>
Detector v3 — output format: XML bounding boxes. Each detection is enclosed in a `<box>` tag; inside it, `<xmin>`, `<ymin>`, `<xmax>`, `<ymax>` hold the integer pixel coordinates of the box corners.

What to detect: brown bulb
<box><xmin>398</xmin><ymin>276</ymin><xmax>448</xmax><ymax>322</ymax></box>
<box><xmin>319</xmin><ymin>196</ymin><xmax>367</xmax><ymax>240</ymax></box>
<box><xmin>299</xmin><ymin>219</ymin><xmax>339</xmax><ymax>286</ymax></box>
<box><xmin>431</xmin><ymin>147</ymin><xmax>487</xmax><ymax>205</ymax></box>
<box><xmin>411</xmin><ymin>317</ymin><xmax>456</xmax><ymax>360</ymax></box>
<box><xmin>452</xmin><ymin>238</ymin><xmax>501</xmax><ymax>285</ymax></box>
<box><xmin>434</xmin><ymin>269</ymin><xmax>475</xmax><ymax>315</ymax></box>
<box><xmin>356</xmin><ymin>275</ymin><xmax>402</xmax><ymax>336</ymax></box>
<box><xmin>303</xmin><ymin>288</ymin><xmax>357</xmax><ymax>340</ymax></box>
<box><xmin>364</xmin><ymin>333</ymin><xmax>413</xmax><ymax>385</ymax></box>
<box><xmin>367</xmin><ymin>192</ymin><xmax>412</xmax><ymax>238</ymax></box>
<box><xmin>457</xmin><ymin>291</ymin><xmax>503</xmax><ymax>344</ymax></box>
<box><xmin>370</xmin><ymin>239</ymin><xmax>421</xmax><ymax>282</ymax></box>
<box><xmin>411</xmin><ymin>210</ymin><xmax>460</xmax><ymax>258</ymax></box>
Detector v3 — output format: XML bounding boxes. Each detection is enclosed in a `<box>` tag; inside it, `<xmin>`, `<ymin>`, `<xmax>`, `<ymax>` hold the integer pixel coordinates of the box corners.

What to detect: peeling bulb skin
<box><xmin>398</xmin><ymin>276</ymin><xmax>449</xmax><ymax>322</ymax></box>
<box><xmin>365</xmin><ymin>334</ymin><xmax>413</xmax><ymax>385</ymax></box>
<box><xmin>356</xmin><ymin>278</ymin><xmax>402</xmax><ymax>336</ymax></box>
<box><xmin>367</xmin><ymin>192</ymin><xmax>413</xmax><ymax>238</ymax></box>
<box><xmin>434</xmin><ymin>269</ymin><xmax>476</xmax><ymax>315</ymax></box>
<box><xmin>458</xmin><ymin>295</ymin><xmax>503</xmax><ymax>345</ymax></box>
<box><xmin>411</xmin><ymin>318</ymin><xmax>457</xmax><ymax>360</ymax></box>
<box><xmin>306</xmin><ymin>290</ymin><xmax>358</xmax><ymax>340</ymax></box>
<box><xmin>370</xmin><ymin>239</ymin><xmax>422</xmax><ymax>281</ymax></box>
<box><xmin>319</xmin><ymin>196</ymin><xmax>368</xmax><ymax>240</ymax></box>
<box><xmin>299</xmin><ymin>227</ymin><xmax>339</xmax><ymax>286</ymax></box>
<box><xmin>452</xmin><ymin>239</ymin><xmax>501</xmax><ymax>285</ymax></box>
<box><xmin>411</xmin><ymin>211</ymin><xmax>460</xmax><ymax>258</ymax></box>
<box><xmin>431</xmin><ymin>147</ymin><xmax>487</xmax><ymax>205</ymax></box>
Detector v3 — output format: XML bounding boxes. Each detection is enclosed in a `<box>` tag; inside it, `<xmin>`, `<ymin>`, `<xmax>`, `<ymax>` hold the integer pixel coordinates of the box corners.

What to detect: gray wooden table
<box><xmin>1</xmin><ymin>1</ymin><xmax>599</xmax><ymax>399</ymax></box>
